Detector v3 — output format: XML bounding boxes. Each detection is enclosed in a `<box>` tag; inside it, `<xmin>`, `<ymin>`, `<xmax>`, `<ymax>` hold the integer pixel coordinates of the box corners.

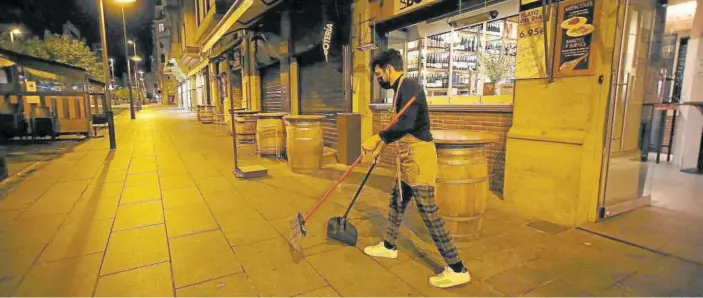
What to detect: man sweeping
<box><xmin>361</xmin><ymin>49</ymin><xmax>470</xmax><ymax>288</ymax></box>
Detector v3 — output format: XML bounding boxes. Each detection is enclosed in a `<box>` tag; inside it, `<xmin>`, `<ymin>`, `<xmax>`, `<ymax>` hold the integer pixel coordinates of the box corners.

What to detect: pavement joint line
<box><xmin>97</xmin><ymin>260</ymin><xmax>170</xmax><ymax>278</ymax></box>
<box><xmin>171</xmin><ymin>271</ymin><xmax>245</xmax><ymax>291</ymax></box>
<box><xmin>32</xmin><ymin>250</ymin><xmax>105</xmax><ymax>266</ymax></box>
<box><xmin>576</xmin><ymin>226</ymin><xmax>703</xmax><ymax>267</ymax></box>
<box><xmin>111</xmin><ymin>222</ymin><xmax>165</xmax><ymax>233</ymax></box>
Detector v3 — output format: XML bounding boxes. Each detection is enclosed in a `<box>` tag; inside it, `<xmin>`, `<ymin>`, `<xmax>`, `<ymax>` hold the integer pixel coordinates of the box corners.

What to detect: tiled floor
<box><xmin>581</xmin><ymin>161</ymin><xmax>703</xmax><ymax>265</ymax></box>
<box><xmin>0</xmin><ymin>106</ymin><xmax>701</xmax><ymax>297</ymax></box>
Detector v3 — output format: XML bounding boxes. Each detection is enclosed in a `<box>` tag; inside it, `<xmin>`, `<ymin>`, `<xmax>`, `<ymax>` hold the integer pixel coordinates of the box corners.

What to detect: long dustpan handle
<box><xmin>303</xmin><ymin>97</ymin><xmax>417</xmax><ymax>222</ymax></box>
<box><xmin>342</xmin><ymin>159</ymin><xmax>378</xmax><ymax>219</ymax></box>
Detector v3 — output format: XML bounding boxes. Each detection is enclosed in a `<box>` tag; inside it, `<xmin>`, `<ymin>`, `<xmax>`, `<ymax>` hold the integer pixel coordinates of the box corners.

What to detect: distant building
<box><xmin>151</xmin><ymin>0</ymin><xmax>171</xmax><ymax>96</ymax></box>
<box><xmin>62</xmin><ymin>21</ymin><xmax>81</xmax><ymax>40</ymax></box>
<box><xmin>91</xmin><ymin>42</ymin><xmax>103</xmax><ymax>60</ymax></box>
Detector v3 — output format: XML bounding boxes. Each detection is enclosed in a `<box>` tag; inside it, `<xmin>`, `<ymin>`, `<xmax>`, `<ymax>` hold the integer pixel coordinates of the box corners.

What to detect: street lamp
<box><xmin>119</xmin><ymin>0</ymin><xmax>137</xmax><ymax>119</ymax></box>
<box><xmin>10</xmin><ymin>28</ymin><xmax>21</xmax><ymax>43</ymax></box>
<box><xmin>109</xmin><ymin>58</ymin><xmax>116</xmax><ymax>90</ymax></box>
<box><xmin>97</xmin><ymin>0</ymin><xmax>118</xmax><ymax>149</ymax></box>
<box><xmin>130</xmin><ymin>53</ymin><xmax>143</xmax><ymax>106</ymax></box>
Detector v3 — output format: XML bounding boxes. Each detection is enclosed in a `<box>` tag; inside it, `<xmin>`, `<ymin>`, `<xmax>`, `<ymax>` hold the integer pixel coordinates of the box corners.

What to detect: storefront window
<box><xmin>379</xmin><ymin>14</ymin><xmax>518</xmax><ymax>106</ymax></box>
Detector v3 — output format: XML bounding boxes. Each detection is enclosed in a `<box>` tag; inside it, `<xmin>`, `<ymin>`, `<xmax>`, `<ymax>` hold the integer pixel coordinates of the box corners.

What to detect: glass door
<box><xmin>598</xmin><ymin>0</ymin><xmax>664</xmax><ymax>219</ymax></box>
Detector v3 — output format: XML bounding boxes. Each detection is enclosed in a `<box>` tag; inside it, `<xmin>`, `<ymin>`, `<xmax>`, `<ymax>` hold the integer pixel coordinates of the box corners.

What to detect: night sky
<box><xmin>1</xmin><ymin>0</ymin><xmax>155</xmax><ymax>77</ymax></box>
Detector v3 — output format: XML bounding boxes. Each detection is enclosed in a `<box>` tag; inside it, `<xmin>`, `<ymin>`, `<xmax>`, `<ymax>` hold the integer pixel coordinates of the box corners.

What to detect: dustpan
<box><xmin>326</xmin><ymin>160</ymin><xmax>378</xmax><ymax>246</ymax></box>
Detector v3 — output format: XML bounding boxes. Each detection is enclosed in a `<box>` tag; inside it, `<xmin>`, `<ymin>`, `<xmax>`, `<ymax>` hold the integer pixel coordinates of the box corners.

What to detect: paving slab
<box><xmin>159</xmin><ymin>173</ymin><xmax>196</xmax><ymax>190</ymax></box>
<box><xmin>162</xmin><ymin>186</ymin><xmax>206</xmax><ymax>210</ymax></box>
<box><xmin>164</xmin><ymin>202</ymin><xmax>218</xmax><ymax>238</ymax></box>
<box><xmin>101</xmin><ymin>224</ymin><xmax>169</xmax><ymax>275</ymax></box>
<box><xmin>234</xmin><ymin>237</ymin><xmax>327</xmax><ymax>297</ymax></box>
<box><xmin>305</xmin><ymin>246</ymin><xmax>421</xmax><ymax>297</ymax></box>
<box><xmin>38</xmin><ymin>218</ymin><xmax>113</xmax><ymax>262</ymax></box>
<box><xmin>169</xmin><ymin>230</ymin><xmax>242</xmax><ymax>288</ymax></box>
<box><xmin>0</xmin><ymin>244</ymin><xmax>45</xmax><ymax>295</ymax></box>
<box><xmin>113</xmin><ymin>200</ymin><xmax>165</xmax><ymax>231</ymax></box>
<box><xmin>175</xmin><ymin>273</ymin><xmax>258</xmax><ymax>297</ymax></box>
<box><xmin>94</xmin><ymin>262</ymin><xmax>173</xmax><ymax>297</ymax></box>
<box><xmin>120</xmin><ymin>184</ymin><xmax>161</xmax><ymax>205</ymax></box>
<box><xmin>14</xmin><ymin>252</ymin><xmax>102</xmax><ymax>297</ymax></box>
<box><xmin>0</xmin><ymin>214</ymin><xmax>66</xmax><ymax>250</ymax></box>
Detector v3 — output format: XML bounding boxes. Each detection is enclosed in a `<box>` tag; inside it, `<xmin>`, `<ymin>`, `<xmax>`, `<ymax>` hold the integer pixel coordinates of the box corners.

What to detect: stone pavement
<box><xmin>0</xmin><ymin>106</ymin><xmax>702</xmax><ymax>297</ymax></box>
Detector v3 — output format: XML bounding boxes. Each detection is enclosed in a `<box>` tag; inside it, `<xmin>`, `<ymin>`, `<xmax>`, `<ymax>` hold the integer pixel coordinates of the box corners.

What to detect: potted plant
<box><xmin>478</xmin><ymin>52</ymin><xmax>513</xmax><ymax>95</ymax></box>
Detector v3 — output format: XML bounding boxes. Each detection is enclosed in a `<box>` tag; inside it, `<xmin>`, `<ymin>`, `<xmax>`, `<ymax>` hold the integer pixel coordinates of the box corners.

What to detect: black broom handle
<box><xmin>342</xmin><ymin>159</ymin><xmax>378</xmax><ymax>219</ymax></box>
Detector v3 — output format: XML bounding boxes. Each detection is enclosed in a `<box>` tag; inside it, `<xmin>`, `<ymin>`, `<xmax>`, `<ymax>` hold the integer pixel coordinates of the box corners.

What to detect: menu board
<box><xmin>553</xmin><ymin>0</ymin><xmax>597</xmax><ymax>77</ymax></box>
<box><xmin>515</xmin><ymin>0</ymin><xmax>549</xmax><ymax>79</ymax></box>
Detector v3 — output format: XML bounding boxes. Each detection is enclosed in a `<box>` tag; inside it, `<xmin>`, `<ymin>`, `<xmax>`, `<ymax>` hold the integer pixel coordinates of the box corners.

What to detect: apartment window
<box><xmin>195</xmin><ymin>1</ymin><xmax>201</xmax><ymax>25</ymax></box>
<box><xmin>161</xmin><ymin>54</ymin><xmax>166</xmax><ymax>63</ymax></box>
<box><xmin>159</xmin><ymin>23</ymin><xmax>165</xmax><ymax>33</ymax></box>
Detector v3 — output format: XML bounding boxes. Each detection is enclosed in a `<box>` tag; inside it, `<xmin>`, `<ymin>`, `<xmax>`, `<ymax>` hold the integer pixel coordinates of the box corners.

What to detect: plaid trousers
<box><xmin>384</xmin><ymin>180</ymin><xmax>461</xmax><ymax>265</ymax></box>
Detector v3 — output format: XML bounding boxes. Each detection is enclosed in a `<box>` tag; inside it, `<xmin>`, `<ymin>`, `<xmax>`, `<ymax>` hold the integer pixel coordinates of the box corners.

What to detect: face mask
<box><xmin>377</xmin><ymin>67</ymin><xmax>393</xmax><ymax>89</ymax></box>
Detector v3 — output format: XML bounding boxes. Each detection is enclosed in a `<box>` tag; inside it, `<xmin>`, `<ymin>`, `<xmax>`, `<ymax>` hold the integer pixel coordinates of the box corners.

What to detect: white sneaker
<box><xmin>363</xmin><ymin>242</ymin><xmax>398</xmax><ymax>259</ymax></box>
<box><xmin>429</xmin><ymin>267</ymin><xmax>471</xmax><ymax>288</ymax></box>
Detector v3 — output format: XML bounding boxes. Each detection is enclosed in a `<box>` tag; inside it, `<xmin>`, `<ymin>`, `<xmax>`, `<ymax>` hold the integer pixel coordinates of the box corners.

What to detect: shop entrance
<box><xmin>598</xmin><ymin>0</ymin><xmax>664</xmax><ymax>219</ymax></box>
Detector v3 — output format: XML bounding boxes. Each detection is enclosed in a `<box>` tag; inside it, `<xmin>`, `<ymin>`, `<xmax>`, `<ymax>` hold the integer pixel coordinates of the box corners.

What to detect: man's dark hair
<box><xmin>371</xmin><ymin>49</ymin><xmax>404</xmax><ymax>71</ymax></box>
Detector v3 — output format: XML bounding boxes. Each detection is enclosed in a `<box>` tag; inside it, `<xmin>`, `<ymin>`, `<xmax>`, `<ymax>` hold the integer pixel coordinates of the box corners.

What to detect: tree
<box><xmin>114</xmin><ymin>87</ymin><xmax>137</xmax><ymax>101</ymax></box>
<box><xmin>0</xmin><ymin>30</ymin><xmax>104</xmax><ymax>82</ymax></box>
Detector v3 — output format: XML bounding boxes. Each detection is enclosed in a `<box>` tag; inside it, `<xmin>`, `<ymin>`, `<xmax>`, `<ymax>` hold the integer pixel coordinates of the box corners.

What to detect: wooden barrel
<box><xmin>284</xmin><ymin>115</ymin><xmax>325</xmax><ymax>173</ymax></box>
<box><xmin>196</xmin><ymin>105</ymin><xmax>204</xmax><ymax>121</ymax></box>
<box><xmin>256</xmin><ymin>112</ymin><xmax>287</xmax><ymax>156</ymax></box>
<box><xmin>234</xmin><ymin>116</ymin><xmax>256</xmax><ymax>144</ymax></box>
<box><xmin>432</xmin><ymin>130</ymin><xmax>499</xmax><ymax>242</ymax></box>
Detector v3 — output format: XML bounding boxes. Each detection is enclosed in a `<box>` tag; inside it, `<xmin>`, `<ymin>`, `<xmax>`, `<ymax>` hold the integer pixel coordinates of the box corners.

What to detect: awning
<box><xmin>187</xmin><ymin>59</ymin><xmax>210</xmax><ymax>77</ymax></box>
<box><xmin>201</xmin><ymin>0</ymin><xmax>285</xmax><ymax>53</ymax></box>
<box><xmin>0</xmin><ymin>48</ymin><xmax>88</xmax><ymax>82</ymax></box>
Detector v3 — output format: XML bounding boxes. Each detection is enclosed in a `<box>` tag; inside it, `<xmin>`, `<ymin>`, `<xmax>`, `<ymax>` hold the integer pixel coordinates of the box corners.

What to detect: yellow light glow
<box><xmin>115</xmin><ymin>0</ymin><xmax>136</xmax><ymax>3</ymax></box>
<box><xmin>131</xmin><ymin>56</ymin><xmax>143</xmax><ymax>62</ymax></box>
<box><xmin>128</xmin><ymin>40</ymin><xmax>135</xmax><ymax>44</ymax></box>
<box><xmin>11</xmin><ymin>28</ymin><xmax>21</xmax><ymax>35</ymax></box>
<box><xmin>667</xmin><ymin>0</ymin><xmax>696</xmax><ymax>21</ymax></box>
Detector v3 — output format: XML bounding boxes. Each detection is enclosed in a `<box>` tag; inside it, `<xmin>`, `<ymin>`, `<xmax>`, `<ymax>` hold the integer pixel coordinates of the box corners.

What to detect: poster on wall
<box><xmin>25</xmin><ymin>80</ymin><xmax>40</xmax><ymax>104</ymax></box>
<box><xmin>553</xmin><ymin>0</ymin><xmax>597</xmax><ymax>77</ymax></box>
<box><xmin>515</xmin><ymin>0</ymin><xmax>550</xmax><ymax>79</ymax></box>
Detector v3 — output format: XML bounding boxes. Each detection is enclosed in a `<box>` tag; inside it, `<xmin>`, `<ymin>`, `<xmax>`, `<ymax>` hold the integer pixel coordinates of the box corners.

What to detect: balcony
<box><xmin>194</xmin><ymin>0</ymin><xmax>236</xmax><ymax>45</ymax></box>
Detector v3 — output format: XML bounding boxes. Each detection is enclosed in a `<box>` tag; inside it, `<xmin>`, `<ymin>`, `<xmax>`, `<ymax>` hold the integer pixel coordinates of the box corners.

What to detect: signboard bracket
<box><xmin>354</xmin><ymin>16</ymin><xmax>378</xmax><ymax>52</ymax></box>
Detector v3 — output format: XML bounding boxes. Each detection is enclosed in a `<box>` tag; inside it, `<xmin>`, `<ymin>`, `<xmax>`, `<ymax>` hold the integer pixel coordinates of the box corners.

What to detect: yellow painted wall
<box><xmin>244</xmin><ymin>35</ymin><xmax>261</xmax><ymax>111</ymax></box>
<box><xmin>352</xmin><ymin>0</ymin><xmax>375</xmax><ymax>141</ymax></box>
<box><xmin>504</xmin><ymin>0</ymin><xmax>622</xmax><ymax>226</ymax></box>
<box><xmin>290</xmin><ymin>59</ymin><xmax>300</xmax><ymax>115</ymax></box>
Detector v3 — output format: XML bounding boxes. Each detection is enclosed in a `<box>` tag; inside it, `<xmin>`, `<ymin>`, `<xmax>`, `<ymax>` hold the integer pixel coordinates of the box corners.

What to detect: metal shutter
<box><xmin>299</xmin><ymin>55</ymin><xmax>346</xmax><ymax>149</ymax></box>
<box><xmin>261</xmin><ymin>63</ymin><xmax>283</xmax><ymax>112</ymax></box>
<box><xmin>230</xmin><ymin>70</ymin><xmax>243</xmax><ymax>109</ymax></box>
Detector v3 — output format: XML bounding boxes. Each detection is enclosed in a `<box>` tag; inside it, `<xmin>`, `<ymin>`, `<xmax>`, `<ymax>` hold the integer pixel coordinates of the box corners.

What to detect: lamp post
<box><xmin>128</xmin><ymin>40</ymin><xmax>144</xmax><ymax>108</ymax></box>
<box><xmin>97</xmin><ymin>0</ymin><xmax>118</xmax><ymax>149</ymax></box>
<box><xmin>119</xmin><ymin>0</ymin><xmax>137</xmax><ymax>119</ymax></box>
<box><xmin>9</xmin><ymin>28</ymin><xmax>21</xmax><ymax>43</ymax></box>
<box><xmin>127</xmin><ymin>40</ymin><xmax>141</xmax><ymax>104</ymax></box>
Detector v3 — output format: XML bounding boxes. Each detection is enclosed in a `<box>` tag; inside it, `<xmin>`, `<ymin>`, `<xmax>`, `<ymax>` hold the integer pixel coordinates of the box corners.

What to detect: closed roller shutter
<box><xmin>260</xmin><ymin>63</ymin><xmax>283</xmax><ymax>112</ymax></box>
<box><xmin>230</xmin><ymin>70</ymin><xmax>243</xmax><ymax>109</ymax></box>
<box><xmin>299</xmin><ymin>53</ymin><xmax>347</xmax><ymax>149</ymax></box>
